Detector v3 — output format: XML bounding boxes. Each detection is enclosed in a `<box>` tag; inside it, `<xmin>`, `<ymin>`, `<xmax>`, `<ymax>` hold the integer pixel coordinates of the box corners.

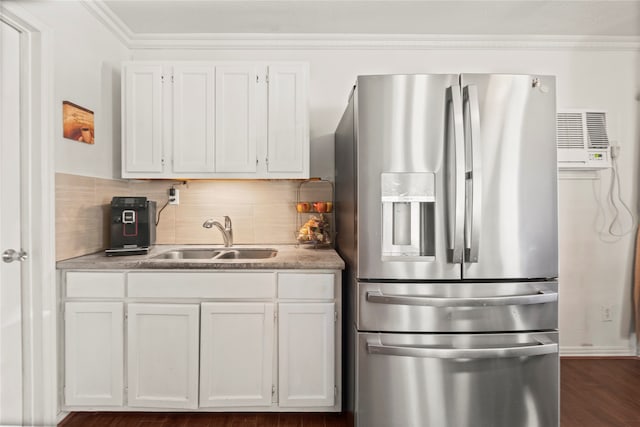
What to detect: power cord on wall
<box><xmin>156</xmin><ymin>181</ymin><xmax>187</xmax><ymax>226</ymax></box>
<box><xmin>595</xmin><ymin>143</ymin><xmax>636</xmax><ymax>240</ymax></box>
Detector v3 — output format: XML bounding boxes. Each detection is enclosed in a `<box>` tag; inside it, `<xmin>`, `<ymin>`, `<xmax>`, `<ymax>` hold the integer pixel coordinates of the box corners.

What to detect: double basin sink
<box><xmin>153</xmin><ymin>248</ymin><xmax>277</xmax><ymax>261</ymax></box>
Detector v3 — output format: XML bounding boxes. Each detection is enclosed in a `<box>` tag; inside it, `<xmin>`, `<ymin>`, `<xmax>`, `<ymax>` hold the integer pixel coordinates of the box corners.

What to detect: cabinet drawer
<box><xmin>278</xmin><ymin>273</ymin><xmax>334</xmax><ymax>299</ymax></box>
<box><xmin>128</xmin><ymin>272</ymin><xmax>276</xmax><ymax>298</ymax></box>
<box><xmin>66</xmin><ymin>272</ymin><xmax>126</xmax><ymax>298</ymax></box>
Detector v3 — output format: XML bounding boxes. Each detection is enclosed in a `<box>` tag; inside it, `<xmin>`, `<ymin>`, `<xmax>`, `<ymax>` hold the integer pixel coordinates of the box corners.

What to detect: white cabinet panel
<box><xmin>173</xmin><ymin>65</ymin><xmax>215</xmax><ymax>173</ymax></box>
<box><xmin>215</xmin><ymin>65</ymin><xmax>258</xmax><ymax>173</ymax></box>
<box><xmin>279</xmin><ymin>302</ymin><xmax>335</xmax><ymax>407</ymax></box>
<box><xmin>200</xmin><ymin>303</ymin><xmax>274</xmax><ymax>407</ymax></box>
<box><xmin>127</xmin><ymin>303</ymin><xmax>199</xmax><ymax>409</ymax></box>
<box><xmin>278</xmin><ymin>273</ymin><xmax>334</xmax><ymax>299</ymax></box>
<box><xmin>267</xmin><ymin>64</ymin><xmax>309</xmax><ymax>177</ymax></box>
<box><xmin>64</xmin><ymin>302</ymin><xmax>123</xmax><ymax>406</ymax></box>
<box><xmin>123</xmin><ymin>64</ymin><xmax>164</xmax><ymax>175</ymax></box>
<box><xmin>65</xmin><ymin>271</ymin><xmax>125</xmax><ymax>298</ymax></box>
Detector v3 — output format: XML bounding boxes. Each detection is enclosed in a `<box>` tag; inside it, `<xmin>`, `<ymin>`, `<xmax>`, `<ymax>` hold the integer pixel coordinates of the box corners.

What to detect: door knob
<box><xmin>2</xmin><ymin>249</ymin><xmax>28</xmax><ymax>263</ymax></box>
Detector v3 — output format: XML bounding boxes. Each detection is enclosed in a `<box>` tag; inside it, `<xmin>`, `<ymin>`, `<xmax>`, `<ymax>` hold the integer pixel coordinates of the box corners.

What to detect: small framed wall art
<box><xmin>62</xmin><ymin>101</ymin><xmax>95</xmax><ymax>144</ymax></box>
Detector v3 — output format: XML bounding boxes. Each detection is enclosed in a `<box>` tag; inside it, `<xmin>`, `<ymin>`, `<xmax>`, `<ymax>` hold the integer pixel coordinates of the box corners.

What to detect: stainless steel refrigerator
<box><xmin>335</xmin><ymin>74</ymin><xmax>559</xmax><ymax>427</ymax></box>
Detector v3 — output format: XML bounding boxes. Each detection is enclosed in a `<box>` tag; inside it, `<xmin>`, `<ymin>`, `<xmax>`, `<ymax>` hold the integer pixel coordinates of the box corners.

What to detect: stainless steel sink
<box><xmin>152</xmin><ymin>248</ymin><xmax>277</xmax><ymax>260</ymax></box>
<box><xmin>153</xmin><ymin>249</ymin><xmax>222</xmax><ymax>259</ymax></box>
<box><xmin>212</xmin><ymin>249</ymin><xmax>277</xmax><ymax>260</ymax></box>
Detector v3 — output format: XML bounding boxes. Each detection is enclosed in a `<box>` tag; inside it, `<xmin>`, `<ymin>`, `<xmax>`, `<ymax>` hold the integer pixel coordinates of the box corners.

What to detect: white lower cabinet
<box><xmin>278</xmin><ymin>302</ymin><xmax>336</xmax><ymax>407</ymax></box>
<box><xmin>61</xmin><ymin>270</ymin><xmax>340</xmax><ymax>412</ymax></box>
<box><xmin>127</xmin><ymin>303</ymin><xmax>200</xmax><ymax>409</ymax></box>
<box><xmin>64</xmin><ymin>302</ymin><xmax>124</xmax><ymax>406</ymax></box>
<box><xmin>200</xmin><ymin>302</ymin><xmax>274</xmax><ymax>407</ymax></box>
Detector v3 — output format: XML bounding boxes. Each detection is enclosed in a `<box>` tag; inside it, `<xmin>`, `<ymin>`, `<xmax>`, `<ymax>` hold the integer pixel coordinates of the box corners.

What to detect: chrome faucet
<box><xmin>202</xmin><ymin>216</ymin><xmax>233</xmax><ymax>247</ymax></box>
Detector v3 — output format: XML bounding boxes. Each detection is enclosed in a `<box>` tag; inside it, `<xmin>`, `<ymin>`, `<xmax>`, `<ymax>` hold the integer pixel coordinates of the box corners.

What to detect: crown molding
<box><xmin>80</xmin><ymin>0</ymin><xmax>133</xmax><ymax>47</ymax></box>
<box><xmin>82</xmin><ymin>1</ymin><xmax>640</xmax><ymax>52</ymax></box>
<box><xmin>127</xmin><ymin>33</ymin><xmax>640</xmax><ymax>51</ymax></box>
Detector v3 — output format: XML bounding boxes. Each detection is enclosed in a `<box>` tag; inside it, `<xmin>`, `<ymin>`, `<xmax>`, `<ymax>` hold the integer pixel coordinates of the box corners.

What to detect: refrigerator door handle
<box><xmin>367</xmin><ymin>338</ymin><xmax>558</xmax><ymax>359</ymax></box>
<box><xmin>366</xmin><ymin>289</ymin><xmax>557</xmax><ymax>307</ymax></box>
<box><xmin>463</xmin><ymin>85</ymin><xmax>482</xmax><ymax>263</ymax></box>
<box><xmin>446</xmin><ymin>85</ymin><xmax>465</xmax><ymax>263</ymax></box>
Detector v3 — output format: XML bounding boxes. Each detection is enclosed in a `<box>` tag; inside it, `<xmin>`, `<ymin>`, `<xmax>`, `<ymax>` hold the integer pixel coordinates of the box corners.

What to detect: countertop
<box><xmin>56</xmin><ymin>244</ymin><xmax>345</xmax><ymax>270</ymax></box>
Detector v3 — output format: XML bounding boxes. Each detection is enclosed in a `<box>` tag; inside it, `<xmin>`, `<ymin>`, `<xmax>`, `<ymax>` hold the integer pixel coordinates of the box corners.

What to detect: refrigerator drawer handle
<box><xmin>367</xmin><ymin>340</ymin><xmax>558</xmax><ymax>359</ymax></box>
<box><xmin>366</xmin><ymin>290</ymin><xmax>557</xmax><ymax>307</ymax></box>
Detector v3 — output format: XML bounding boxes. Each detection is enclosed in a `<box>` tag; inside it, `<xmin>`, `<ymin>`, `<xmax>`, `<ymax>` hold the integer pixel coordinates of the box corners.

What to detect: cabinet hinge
<box><xmin>171</xmin><ymin>75</ymin><xmax>174</xmax><ymax>83</ymax></box>
<box><xmin>272</xmin><ymin>385</ymin><xmax>276</xmax><ymax>396</ymax></box>
<box><xmin>334</xmin><ymin>311</ymin><xmax>338</xmax><ymax>322</ymax></box>
<box><xmin>161</xmin><ymin>75</ymin><xmax>164</xmax><ymax>83</ymax></box>
<box><xmin>265</xmin><ymin>157</ymin><xmax>269</xmax><ymax>166</ymax></box>
<box><xmin>335</xmin><ymin>386</ymin><xmax>338</xmax><ymax>396</ymax></box>
<box><xmin>274</xmin><ymin>311</ymin><xmax>278</xmax><ymax>320</ymax></box>
<box><xmin>256</xmin><ymin>75</ymin><xmax>259</xmax><ymax>83</ymax></box>
<box><xmin>266</xmin><ymin>74</ymin><xmax>269</xmax><ymax>84</ymax></box>
<box><xmin>256</xmin><ymin>158</ymin><xmax>259</xmax><ymax>165</ymax></box>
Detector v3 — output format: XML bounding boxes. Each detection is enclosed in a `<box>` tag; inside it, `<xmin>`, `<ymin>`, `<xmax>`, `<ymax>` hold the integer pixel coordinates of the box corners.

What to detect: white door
<box><xmin>0</xmin><ymin>19</ymin><xmax>24</xmax><ymax>426</ymax></box>
<box><xmin>64</xmin><ymin>302</ymin><xmax>123</xmax><ymax>406</ymax></box>
<box><xmin>127</xmin><ymin>303</ymin><xmax>199</xmax><ymax>409</ymax></box>
<box><xmin>122</xmin><ymin>63</ymin><xmax>165</xmax><ymax>176</ymax></box>
<box><xmin>266</xmin><ymin>64</ymin><xmax>309</xmax><ymax>177</ymax></box>
<box><xmin>278</xmin><ymin>303</ymin><xmax>335</xmax><ymax>407</ymax></box>
<box><xmin>215</xmin><ymin>64</ymin><xmax>257</xmax><ymax>173</ymax></box>
<box><xmin>200</xmin><ymin>302</ymin><xmax>274</xmax><ymax>407</ymax></box>
<box><xmin>173</xmin><ymin>64</ymin><xmax>216</xmax><ymax>173</ymax></box>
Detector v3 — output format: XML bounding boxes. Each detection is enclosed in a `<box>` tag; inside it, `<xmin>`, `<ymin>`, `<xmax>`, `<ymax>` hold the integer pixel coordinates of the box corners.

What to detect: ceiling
<box><xmin>100</xmin><ymin>0</ymin><xmax>640</xmax><ymax>37</ymax></box>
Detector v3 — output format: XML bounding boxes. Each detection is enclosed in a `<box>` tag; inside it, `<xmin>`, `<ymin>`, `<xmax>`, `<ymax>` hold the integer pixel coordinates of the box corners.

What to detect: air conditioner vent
<box><xmin>557</xmin><ymin>112</ymin><xmax>585</xmax><ymax>149</ymax></box>
<box><xmin>586</xmin><ymin>111</ymin><xmax>609</xmax><ymax>149</ymax></box>
<box><xmin>556</xmin><ymin>109</ymin><xmax>611</xmax><ymax>170</ymax></box>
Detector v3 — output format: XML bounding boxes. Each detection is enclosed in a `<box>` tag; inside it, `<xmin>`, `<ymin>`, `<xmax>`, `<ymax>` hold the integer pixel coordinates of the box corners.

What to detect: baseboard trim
<box><xmin>560</xmin><ymin>346</ymin><xmax>636</xmax><ymax>357</ymax></box>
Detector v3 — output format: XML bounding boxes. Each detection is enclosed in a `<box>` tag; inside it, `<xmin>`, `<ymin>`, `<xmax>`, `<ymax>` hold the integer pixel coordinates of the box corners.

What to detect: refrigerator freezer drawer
<box><xmin>358</xmin><ymin>281</ymin><xmax>558</xmax><ymax>332</ymax></box>
<box><xmin>356</xmin><ymin>331</ymin><xmax>559</xmax><ymax>427</ymax></box>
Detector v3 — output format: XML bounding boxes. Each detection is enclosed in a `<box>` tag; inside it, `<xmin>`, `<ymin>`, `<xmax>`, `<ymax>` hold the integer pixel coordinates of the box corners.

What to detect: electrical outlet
<box><xmin>601</xmin><ymin>305</ymin><xmax>613</xmax><ymax>322</ymax></box>
<box><xmin>168</xmin><ymin>188</ymin><xmax>179</xmax><ymax>205</ymax></box>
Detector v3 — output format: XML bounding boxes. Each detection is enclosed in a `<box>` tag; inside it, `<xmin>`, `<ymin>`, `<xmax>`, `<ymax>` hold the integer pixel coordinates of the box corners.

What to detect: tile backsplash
<box><xmin>55</xmin><ymin>173</ymin><xmax>304</xmax><ymax>261</ymax></box>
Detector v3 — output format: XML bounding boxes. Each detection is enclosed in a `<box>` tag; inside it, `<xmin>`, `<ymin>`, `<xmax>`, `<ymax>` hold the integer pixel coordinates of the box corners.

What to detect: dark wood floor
<box><xmin>60</xmin><ymin>358</ymin><xmax>640</xmax><ymax>427</ymax></box>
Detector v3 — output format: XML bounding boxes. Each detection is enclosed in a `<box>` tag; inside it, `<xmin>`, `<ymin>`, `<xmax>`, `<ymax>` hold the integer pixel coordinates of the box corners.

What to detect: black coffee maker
<box><xmin>106</xmin><ymin>197</ymin><xmax>156</xmax><ymax>256</ymax></box>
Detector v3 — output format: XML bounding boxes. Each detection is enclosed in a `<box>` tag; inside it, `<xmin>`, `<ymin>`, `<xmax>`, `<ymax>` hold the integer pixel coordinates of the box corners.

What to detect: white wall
<box><xmin>10</xmin><ymin>0</ymin><xmax>130</xmax><ymax>179</ymax></box>
<box><xmin>133</xmin><ymin>46</ymin><xmax>640</xmax><ymax>354</ymax></box>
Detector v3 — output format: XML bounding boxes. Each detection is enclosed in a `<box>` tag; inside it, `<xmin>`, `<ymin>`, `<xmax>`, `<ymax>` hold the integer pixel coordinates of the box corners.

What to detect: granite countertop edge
<box><xmin>56</xmin><ymin>244</ymin><xmax>346</xmax><ymax>271</ymax></box>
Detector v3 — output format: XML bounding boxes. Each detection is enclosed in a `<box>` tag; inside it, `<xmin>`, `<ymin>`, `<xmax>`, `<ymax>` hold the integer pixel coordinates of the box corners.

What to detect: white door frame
<box><xmin>0</xmin><ymin>3</ymin><xmax>56</xmax><ymax>426</ymax></box>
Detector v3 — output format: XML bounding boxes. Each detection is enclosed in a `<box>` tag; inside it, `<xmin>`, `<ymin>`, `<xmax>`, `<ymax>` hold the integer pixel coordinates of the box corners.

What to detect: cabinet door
<box><xmin>200</xmin><ymin>302</ymin><xmax>274</xmax><ymax>407</ymax></box>
<box><xmin>266</xmin><ymin>64</ymin><xmax>309</xmax><ymax>177</ymax></box>
<box><xmin>279</xmin><ymin>302</ymin><xmax>335</xmax><ymax>407</ymax></box>
<box><xmin>122</xmin><ymin>64</ymin><xmax>164</xmax><ymax>175</ymax></box>
<box><xmin>215</xmin><ymin>65</ymin><xmax>257</xmax><ymax>173</ymax></box>
<box><xmin>64</xmin><ymin>302</ymin><xmax>123</xmax><ymax>406</ymax></box>
<box><xmin>127</xmin><ymin>303</ymin><xmax>199</xmax><ymax>409</ymax></box>
<box><xmin>173</xmin><ymin>64</ymin><xmax>216</xmax><ymax>173</ymax></box>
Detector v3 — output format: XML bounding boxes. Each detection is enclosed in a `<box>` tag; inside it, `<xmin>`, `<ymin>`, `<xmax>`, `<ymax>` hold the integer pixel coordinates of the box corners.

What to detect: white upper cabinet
<box><xmin>122</xmin><ymin>64</ymin><xmax>164</xmax><ymax>175</ymax></box>
<box><xmin>215</xmin><ymin>65</ymin><xmax>258</xmax><ymax>173</ymax></box>
<box><xmin>172</xmin><ymin>64</ymin><xmax>216</xmax><ymax>174</ymax></box>
<box><xmin>267</xmin><ymin>65</ymin><xmax>309</xmax><ymax>176</ymax></box>
<box><xmin>121</xmin><ymin>61</ymin><xmax>309</xmax><ymax>179</ymax></box>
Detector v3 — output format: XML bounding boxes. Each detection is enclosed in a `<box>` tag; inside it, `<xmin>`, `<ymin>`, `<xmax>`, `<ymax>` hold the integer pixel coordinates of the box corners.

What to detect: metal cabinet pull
<box><xmin>366</xmin><ymin>290</ymin><xmax>557</xmax><ymax>307</ymax></box>
<box><xmin>367</xmin><ymin>340</ymin><xmax>558</xmax><ymax>359</ymax></box>
<box><xmin>445</xmin><ymin>85</ymin><xmax>465</xmax><ymax>263</ymax></box>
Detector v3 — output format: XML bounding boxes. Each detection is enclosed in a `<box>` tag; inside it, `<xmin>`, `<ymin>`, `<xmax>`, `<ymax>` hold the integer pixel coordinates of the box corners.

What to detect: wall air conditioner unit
<box><xmin>556</xmin><ymin>110</ymin><xmax>611</xmax><ymax>170</ymax></box>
